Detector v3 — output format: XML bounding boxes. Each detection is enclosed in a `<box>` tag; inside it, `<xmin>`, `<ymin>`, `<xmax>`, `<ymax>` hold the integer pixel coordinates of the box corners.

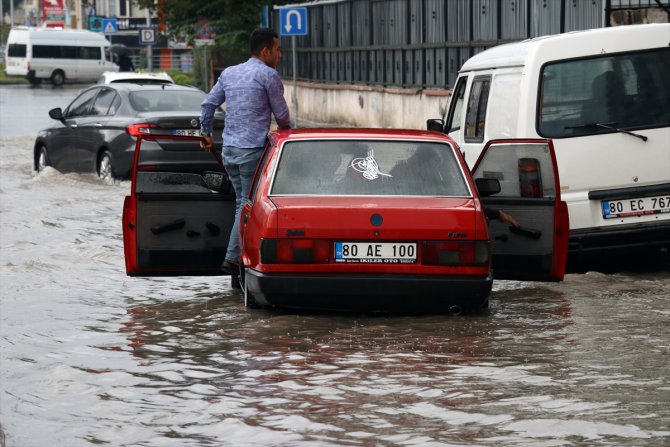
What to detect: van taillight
<box><xmin>27</xmin><ymin>61</ymin><xmax>31</xmax><ymax>70</ymax></box>
<box><xmin>126</xmin><ymin>123</ymin><xmax>157</xmax><ymax>136</ymax></box>
<box><xmin>422</xmin><ymin>241</ymin><xmax>489</xmax><ymax>266</ymax></box>
<box><xmin>518</xmin><ymin>157</ymin><xmax>542</xmax><ymax>198</ymax></box>
<box><xmin>260</xmin><ymin>238</ymin><xmax>330</xmax><ymax>264</ymax></box>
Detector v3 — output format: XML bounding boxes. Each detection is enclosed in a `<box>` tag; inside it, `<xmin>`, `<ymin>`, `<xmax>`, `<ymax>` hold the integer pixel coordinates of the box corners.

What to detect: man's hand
<box><xmin>498</xmin><ymin>210</ymin><xmax>520</xmax><ymax>228</ymax></box>
<box><xmin>200</xmin><ymin>135</ymin><xmax>214</xmax><ymax>151</ymax></box>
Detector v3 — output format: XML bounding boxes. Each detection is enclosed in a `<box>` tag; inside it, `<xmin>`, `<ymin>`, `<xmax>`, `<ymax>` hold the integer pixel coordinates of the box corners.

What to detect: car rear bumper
<box><xmin>568</xmin><ymin>220</ymin><xmax>670</xmax><ymax>253</ymax></box>
<box><xmin>244</xmin><ymin>270</ymin><xmax>493</xmax><ymax>313</ymax></box>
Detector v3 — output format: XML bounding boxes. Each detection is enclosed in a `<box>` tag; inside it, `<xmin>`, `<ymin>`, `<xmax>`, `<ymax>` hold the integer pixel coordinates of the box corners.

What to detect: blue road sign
<box><xmin>102</xmin><ymin>18</ymin><xmax>118</xmax><ymax>34</ymax></box>
<box><xmin>280</xmin><ymin>7</ymin><xmax>308</xmax><ymax>36</ymax></box>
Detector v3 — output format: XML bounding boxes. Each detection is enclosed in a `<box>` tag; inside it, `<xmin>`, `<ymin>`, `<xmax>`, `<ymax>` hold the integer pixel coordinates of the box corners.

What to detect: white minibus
<box><xmin>4</xmin><ymin>26</ymin><xmax>118</xmax><ymax>85</ymax></box>
<box><xmin>429</xmin><ymin>23</ymin><xmax>670</xmax><ymax>256</ymax></box>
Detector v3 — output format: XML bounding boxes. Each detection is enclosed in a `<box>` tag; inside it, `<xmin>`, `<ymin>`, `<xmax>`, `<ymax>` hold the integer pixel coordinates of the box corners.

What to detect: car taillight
<box><xmin>126</xmin><ymin>123</ymin><xmax>158</xmax><ymax>136</ymax></box>
<box><xmin>422</xmin><ymin>241</ymin><xmax>489</xmax><ymax>266</ymax></box>
<box><xmin>518</xmin><ymin>157</ymin><xmax>543</xmax><ymax>198</ymax></box>
<box><xmin>260</xmin><ymin>238</ymin><xmax>330</xmax><ymax>264</ymax></box>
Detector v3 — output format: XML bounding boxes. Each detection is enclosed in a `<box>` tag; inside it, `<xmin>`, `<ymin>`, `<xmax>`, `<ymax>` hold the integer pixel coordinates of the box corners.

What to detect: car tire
<box><xmin>242</xmin><ymin>269</ymin><xmax>260</xmax><ymax>309</ymax></box>
<box><xmin>50</xmin><ymin>70</ymin><xmax>65</xmax><ymax>86</ymax></box>
<box><xmin>36</xmin><ymin>146</ymin><xmax>50</xmax><ymax>172</ymax></box>
<box><xmin>97</xmin><ymin>151</ymin><xmax>115</xmax><ymax>184</ymax></box>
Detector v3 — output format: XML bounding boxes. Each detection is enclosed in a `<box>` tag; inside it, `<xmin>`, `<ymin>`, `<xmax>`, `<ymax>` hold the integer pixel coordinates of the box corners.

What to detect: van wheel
<box><xmin>97</xmin><ymin>151</ymin><xmax>115</xmax><ymax>184</ymax></box>
<box><xmin>50</xmin><ymin>70</ymin><xmax>65</xmax><ymax>86</ymax></box>
<box><xmin>36</xmin><ymin>146</ymin><xmax>50</xmax><ymax>172</ymax></box>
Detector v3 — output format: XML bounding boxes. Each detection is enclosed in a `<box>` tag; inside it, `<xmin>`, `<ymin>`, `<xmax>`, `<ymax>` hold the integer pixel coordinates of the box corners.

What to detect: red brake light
<box><xmin>260</xmin><ymin>238</ymin><xmax>330</xmax><ymax>264</ymax></box>
<box><xmin>518</xmin><ymin>157</ymin><xmax>543</xmax><ymax>198</ymax></box>
<box><xmin>422</xmin><ymin>241</ymin><xmax>489</xmax><ymax>266</ymax></box>
<box><xmin>126</xmin><ymin>123</ymin><xmax>158</xmax><ymax>136</ymax></box>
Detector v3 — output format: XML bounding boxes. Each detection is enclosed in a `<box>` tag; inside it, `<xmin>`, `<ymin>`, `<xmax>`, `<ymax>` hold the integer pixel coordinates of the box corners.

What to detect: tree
<box><xmin>135</xmin><ymin>0</ymin><xmax>269</xmax><ymax>61</ymax></box>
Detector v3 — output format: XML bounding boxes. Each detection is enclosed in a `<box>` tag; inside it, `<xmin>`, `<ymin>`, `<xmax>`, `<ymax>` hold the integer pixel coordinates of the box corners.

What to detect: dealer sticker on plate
<box><xmin>602</xmin><ymin>195</ymin><xmax>670</xmax><ymax>219</ymax></box>
<box><xmin>334</xmin><ymin>242</ymin><xmax>416</xmax><ymax>263</ymax></box>
<box><xmin>172</xmin><ymin>129</ymin><xmax>201</xmax><ymax>137</ymax></box>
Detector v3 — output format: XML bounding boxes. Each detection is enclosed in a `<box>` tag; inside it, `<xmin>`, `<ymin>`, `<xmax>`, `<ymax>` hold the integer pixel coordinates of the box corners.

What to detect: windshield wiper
<box><xmin>565</xmin><ymin>122</ymin><xmax>648</xmax><ymax>142</ymax></box>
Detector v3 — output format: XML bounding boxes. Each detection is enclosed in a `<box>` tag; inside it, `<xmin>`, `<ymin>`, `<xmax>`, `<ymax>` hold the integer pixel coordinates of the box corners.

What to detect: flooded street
<box><xmin>1</xmin><ymin>85</ymin><xmax>669</xmax><ymax>447</ymax></box>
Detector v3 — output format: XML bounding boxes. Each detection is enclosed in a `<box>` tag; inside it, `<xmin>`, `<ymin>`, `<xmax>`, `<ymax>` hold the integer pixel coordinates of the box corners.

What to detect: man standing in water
<box><xmin>200</xmin><ymin>28</ymin><xmax>291</xmax><ymax>275</ymax></box>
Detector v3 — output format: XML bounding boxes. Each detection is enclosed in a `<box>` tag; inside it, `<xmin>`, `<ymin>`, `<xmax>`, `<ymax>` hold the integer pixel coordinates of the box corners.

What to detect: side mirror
<box><xmin>426</xmin><ymin>119</ymin><xmax>445</xmax><ymax>133</ymax></box>
<box><xmin>475</xmin><ymin>178</ymin><xmax>501</xmax><ymax>197</ymax></box>
<box><xmin>49</xmin><ymin>107</ymin><xmax>64</xmax><ymax>121</ymax></box>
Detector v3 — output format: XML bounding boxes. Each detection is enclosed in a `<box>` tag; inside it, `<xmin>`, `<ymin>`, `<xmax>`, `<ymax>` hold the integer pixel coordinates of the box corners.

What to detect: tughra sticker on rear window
<box><xmin>350</xmin><ymin>149</ymin><xmax>392</xmax><ymax>180</ymax></box>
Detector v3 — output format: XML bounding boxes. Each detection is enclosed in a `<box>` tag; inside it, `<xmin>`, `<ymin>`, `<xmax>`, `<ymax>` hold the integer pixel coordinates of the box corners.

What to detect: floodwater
<box><xmin>1</xmin><ymin>85</ymin><xmax>669</xmax><ymax>447</ymax></box>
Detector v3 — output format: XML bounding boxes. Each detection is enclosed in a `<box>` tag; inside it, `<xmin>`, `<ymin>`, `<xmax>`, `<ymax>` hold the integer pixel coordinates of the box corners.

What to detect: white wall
<box><xmin>284</xmin><ymin>80</ymin><xmax>453</xmax><ymax>130</ymax></box>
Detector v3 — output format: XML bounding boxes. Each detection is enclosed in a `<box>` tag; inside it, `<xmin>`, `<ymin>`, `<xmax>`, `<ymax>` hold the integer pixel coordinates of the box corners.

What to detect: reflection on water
<box><xmin>1</xmin><ymin>135</ymin><xmax>669</xmax><ymax>447</ymax></box>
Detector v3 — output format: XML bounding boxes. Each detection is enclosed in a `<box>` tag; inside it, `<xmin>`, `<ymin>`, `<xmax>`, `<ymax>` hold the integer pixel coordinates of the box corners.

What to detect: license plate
<box><xmin>334</xmin><ymin>242</ymin><xmax>417</xmax><ymax>263</ymax></box>
<box><xmin>172</xmin><ymin>129</ymin><xmax>200</xmax><ymax>137</ymax></box>
<box><xmin>602</xmin><ymin>195</ymin><xmax>670</xmax><ymax>219</ymax></box>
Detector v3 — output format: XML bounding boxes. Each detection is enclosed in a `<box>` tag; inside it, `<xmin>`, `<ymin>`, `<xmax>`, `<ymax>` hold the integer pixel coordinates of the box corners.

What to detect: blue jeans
<box><xmin>222</xmin><ymin>146</ymin><xmax>264</xmax><ymax>264</ymax></box>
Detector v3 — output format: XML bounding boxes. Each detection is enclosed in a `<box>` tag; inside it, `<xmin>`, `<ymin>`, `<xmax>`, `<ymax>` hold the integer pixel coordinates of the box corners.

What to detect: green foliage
<box><xmin>135</xmin><ymin>0</ymin><xmax>267</xmax><ymax>52</ymax></box>
<box><xmin>167</xmin><ymin>70</ymin><xmax>195</xmax><ymax>87</ymax></box>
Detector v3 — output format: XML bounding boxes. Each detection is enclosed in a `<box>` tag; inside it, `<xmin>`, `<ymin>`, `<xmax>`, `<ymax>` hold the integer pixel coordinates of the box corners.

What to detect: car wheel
<box><xmin>242</xmin><ymin>270</ymin><xmax>259</xmax><ymax>309</ymax></box>
<box><xmin>97</xmin><ymin>151</ymin><xmax>115</xmax><ymax>184</ymax></box>
<box><xmin>36</xmin><ymin>146</ymin><xmax>50</xmax><ymax>172</ymax></box>
<box><xmin>50</xmin><ymin>70</ymin><xmax>65</xmax><ymax>86</ymax></box>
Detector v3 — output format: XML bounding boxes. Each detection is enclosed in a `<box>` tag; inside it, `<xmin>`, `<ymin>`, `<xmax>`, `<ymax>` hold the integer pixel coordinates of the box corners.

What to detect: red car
<box><xmin>122</xmin><ymin>129</ymin><xmax>568</xmax><ymax>314</ymax></box>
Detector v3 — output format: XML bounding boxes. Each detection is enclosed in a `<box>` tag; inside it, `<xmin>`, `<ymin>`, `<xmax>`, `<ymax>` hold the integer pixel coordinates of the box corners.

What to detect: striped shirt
<box><xmin>200</xmin><ymin>57</ymin><xmax>290</xmax><ymax>149</ymax></box>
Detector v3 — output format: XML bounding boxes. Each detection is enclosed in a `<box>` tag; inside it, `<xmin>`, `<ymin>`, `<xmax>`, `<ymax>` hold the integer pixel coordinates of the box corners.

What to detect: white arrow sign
<box><xmin>280</xmin><ymin>7</ymin><xmax>307</xmax><ymax>36</ymax></box>
<box><xmin>284</xmin><ymin>9</ymin><xmax>302</xmax><ymax>33</ymax></box>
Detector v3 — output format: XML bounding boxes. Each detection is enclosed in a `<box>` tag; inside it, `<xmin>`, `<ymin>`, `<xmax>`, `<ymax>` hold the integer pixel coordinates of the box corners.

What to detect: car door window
<box><xmin>446</xmin><ymin>76</ymin><xmax>467</xmax><ymax>133</ymax></box>
<box><xmin>248</xmin><ymin>141</ymin><xmax>274</xmax><ymax>203</ymax></box>
<box><xmin>90</xmin><ymin>89</ymin><xmax>117</xmax><ymax>116</ymax></box>
<box><xmin>65</xmin><ymin>89</ymin><xmax>99</xmax><ymax>118</ymax></box>
<box><xmin>464</xmin><ymin>76</ymin><xmax>492</xmax><ymax>143</ymax></box>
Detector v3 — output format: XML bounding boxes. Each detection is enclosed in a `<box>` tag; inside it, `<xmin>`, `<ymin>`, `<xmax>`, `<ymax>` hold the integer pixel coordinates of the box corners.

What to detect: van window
<box><xmin>8</xmin><ymin>44</ymin><xmax>26</xmax><ymax>57</ymax></box>
<box><xmin>464</xmin><ymin>76</ymin><xmax>491</xmax><ymax>143</ymax></box>
<box><xmin>446</xmin><ymin>77</ymin><xmax>467</xmax><ymax>133</ymax></box>
<box><xmin>538</xmin><ymin>47</ymin><xmax>670</xmax><ymax>137</ymax></box>
<box><xmin>32</xmin><ymin>45</ymin><xmax>101</xmax><ymax>60</ymax></box>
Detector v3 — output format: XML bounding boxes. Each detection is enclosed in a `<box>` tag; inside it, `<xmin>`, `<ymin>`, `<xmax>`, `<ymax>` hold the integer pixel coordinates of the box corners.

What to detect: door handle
<box><xmin>243</xmin><ymin>214</ymin><xmax>249</xmax><ymax>224</ymax></box>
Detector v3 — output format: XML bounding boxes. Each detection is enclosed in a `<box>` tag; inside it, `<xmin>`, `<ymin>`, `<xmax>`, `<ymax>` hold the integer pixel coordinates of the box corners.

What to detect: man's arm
<box><xmin>200</xmin><ymin>76</ymin><xmax>226</xmax><ymax>149</ymax></box>
<box><xmin>266</xmin><ymin>72</ymin><xmax>291</xmax><ymax>129</ymax></box>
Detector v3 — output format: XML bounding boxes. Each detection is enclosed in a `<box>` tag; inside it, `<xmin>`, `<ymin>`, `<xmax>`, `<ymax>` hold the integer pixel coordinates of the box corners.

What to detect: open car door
<box><xmin>472</xmin><ymin>139</ymin><xmax>569</xmax><ymax>281</ymax></box>
<box><xmin>122</xmin><ymin>134</ymin><xmax>236</xmax><ymax>276</ymax></box>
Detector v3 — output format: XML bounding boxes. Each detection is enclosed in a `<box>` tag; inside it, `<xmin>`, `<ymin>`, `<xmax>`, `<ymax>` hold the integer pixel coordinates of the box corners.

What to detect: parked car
<box><xmin>96</xmin><ymin>71</ymin><xmax>175</xmax><ymax>85</ymax></box>
<box><xmin>428</xmin><ymin>23</ymin><xmax>670</xmax><ymax>256</ymax></box>
<box><xmin>33</xmin><ymin>83</ymin><xmax>225</xmax><ymax>182</ymax></box>
<box><xmin>122</xmin><ymin>129</ymin><xmax>569</xmax><ymax>314</ymax></box>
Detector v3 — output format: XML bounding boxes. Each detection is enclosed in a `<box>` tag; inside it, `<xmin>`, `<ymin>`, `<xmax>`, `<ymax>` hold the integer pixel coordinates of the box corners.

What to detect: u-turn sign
<box><xmin>280</xmin><ymin>7</ymin><xmax>308</xmax><ymax>36</ymax></box>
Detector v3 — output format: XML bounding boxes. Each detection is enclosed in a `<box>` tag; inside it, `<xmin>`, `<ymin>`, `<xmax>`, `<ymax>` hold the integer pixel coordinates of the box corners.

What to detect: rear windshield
<box><xmin>129</xmin><ymin>90</ymin><xmax>206</xmax><ymax>112</ymax></box>
<box><xmin>538</xmin><ymin>47</ymin><xmax>670</xmax><ymax>137</ymax></box>
<box><xmin>8</xmin><ymin>44</ymin><xmax>26</xmax><ymax>57</ymax></box>
<box><xmin>271</xmin><ymin>140</ymin><xmax>470</xmax><ymax>196</ymax></box>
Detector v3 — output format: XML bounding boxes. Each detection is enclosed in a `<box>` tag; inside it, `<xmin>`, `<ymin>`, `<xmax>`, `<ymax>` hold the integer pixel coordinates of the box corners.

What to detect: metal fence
<box><xmin>273</xmin><ymin>0</ymin><xmax>668</xmax><ymax>89</ymax></box>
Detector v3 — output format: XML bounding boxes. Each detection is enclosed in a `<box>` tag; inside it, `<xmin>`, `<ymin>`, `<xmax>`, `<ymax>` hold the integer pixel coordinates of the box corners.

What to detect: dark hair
<box><xmin>249</xmin><ymin>28</ymin><xmax>278</xmax><ymax>55</ymax></box>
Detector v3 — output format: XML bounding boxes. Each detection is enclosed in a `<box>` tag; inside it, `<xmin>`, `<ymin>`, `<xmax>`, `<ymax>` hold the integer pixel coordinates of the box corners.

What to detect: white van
<box><xmin>430</xmin><ymin>23</ymin><xmax>670</xmax><ymax>256</ymax></box>
<box><xmin>4</xmin><ymin>26</ymin><xmax>118</xmax><ymax>85</ymax></box>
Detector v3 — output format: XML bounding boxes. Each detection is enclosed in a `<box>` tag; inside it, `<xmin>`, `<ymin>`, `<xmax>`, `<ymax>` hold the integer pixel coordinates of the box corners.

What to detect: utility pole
<box><xmin>145</xmin><ymin>8</ymin><xmax>152</xmax><ymax>71</ymax></box>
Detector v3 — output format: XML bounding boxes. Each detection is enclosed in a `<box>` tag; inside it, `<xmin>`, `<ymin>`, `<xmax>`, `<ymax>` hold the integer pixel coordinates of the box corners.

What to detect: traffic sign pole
<box><xmin>292</xmin><ymin>35</ymin><xmax>297</xmax><ymax>128</ymax></box>
<box><xmin>279</xmin><ymin>7</ymin><xmax>308</xmax><ymax>128</ymax></box>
